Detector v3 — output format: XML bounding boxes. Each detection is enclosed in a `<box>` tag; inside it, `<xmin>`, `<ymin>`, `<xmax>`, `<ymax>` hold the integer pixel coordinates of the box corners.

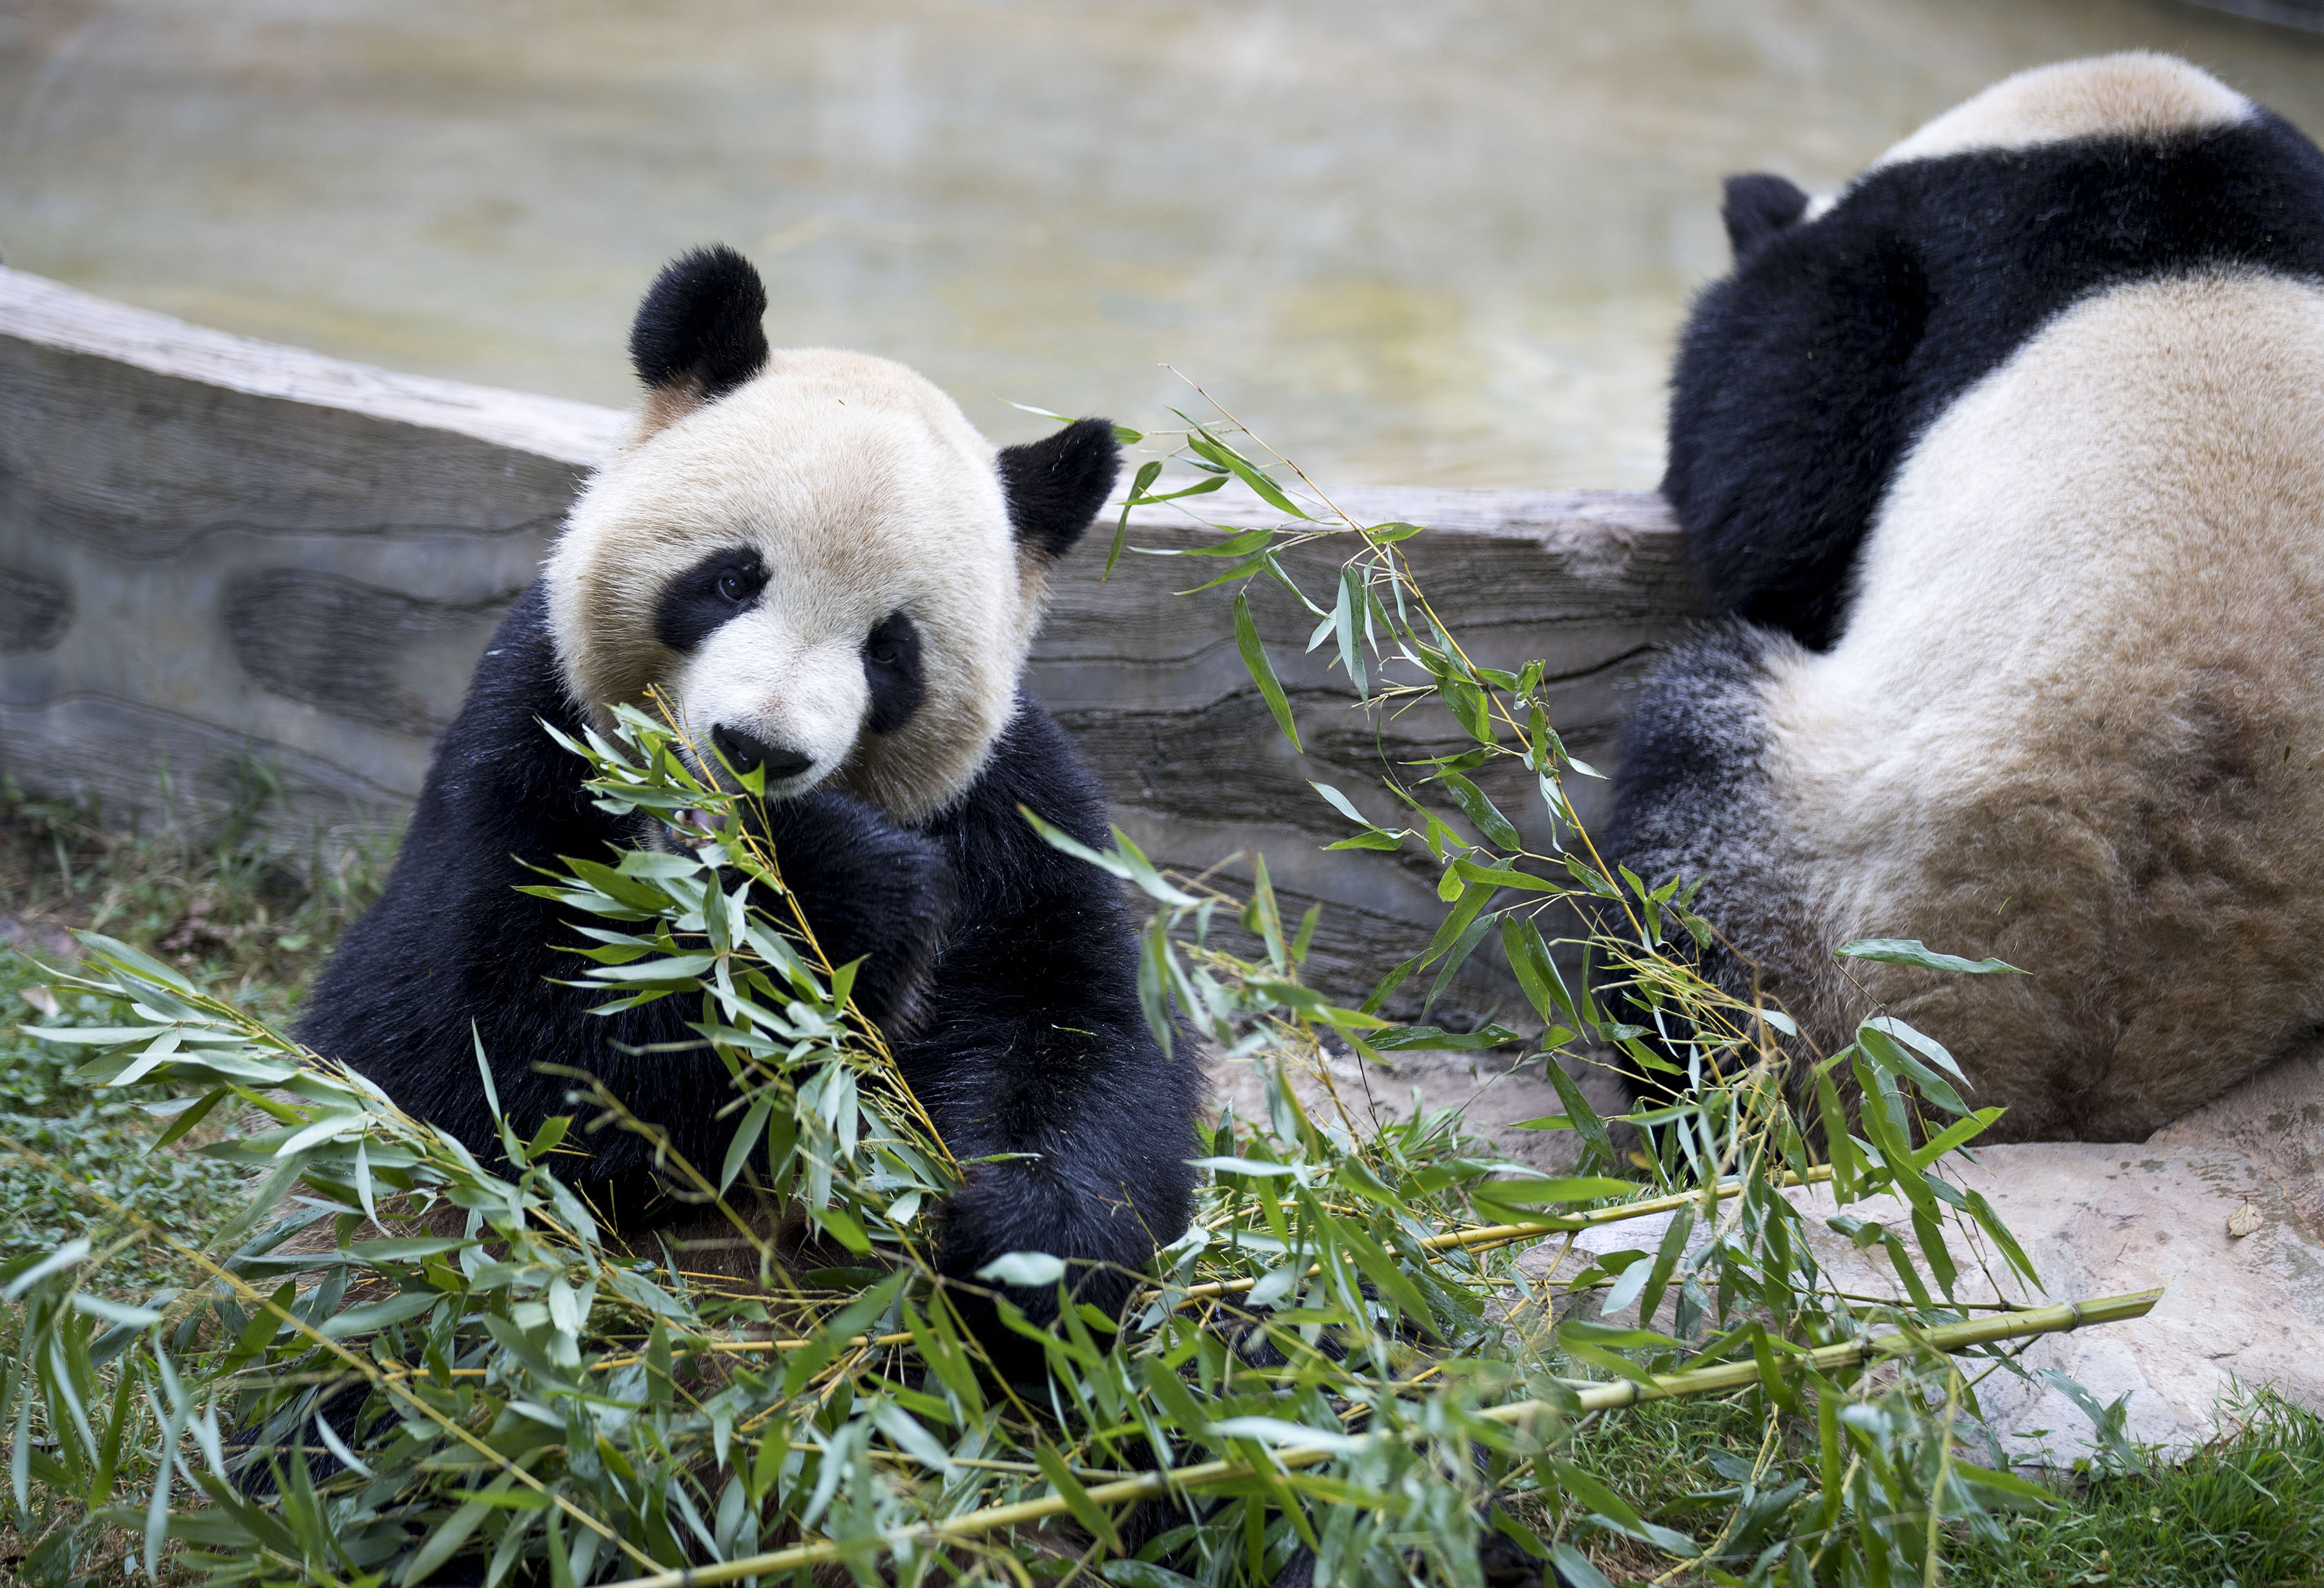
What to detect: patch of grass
<box><xmin>0</xmin><ymin>777</ymin><xmax>389</xmax><ymax>1296</ymax></box>
<box><xmin>1950</xmin><ymin>1390</ymin><xmax>2324</xmax><ymax>1588</ymax></box>
<box><xmin>1552</xmin><ymin>1392</ymin><xmax>1797</xmax><ymax>1578</ymax></box>
<box><xmin>0</xmin><ymin>952</ymin><xmax>249</xmax><ymax>1298</ymax></box>
<box><xmin>0</xmin><ymin>774</ymin><xmax>384</xmax><ymax>1018</ymax></box>
<box><xmin>1554</xmin><ymin>1384</ymin><xmax>2324</xmax><ymax>1583</ymax></box>
<box><xmin>1538</xmin><ymin>1383</ymin><xmax>2324</xmax><ymax>1584</ymax></box>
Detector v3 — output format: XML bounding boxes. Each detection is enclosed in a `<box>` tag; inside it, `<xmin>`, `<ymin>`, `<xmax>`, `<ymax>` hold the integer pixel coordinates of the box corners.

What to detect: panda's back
<box><xmin>1789</xmin><ymin>270</ymin><xmax>2324</xmax><ymax>727</ymax></box>
<box><xmin>1755</xmin><ymin>269</ymin><xmax>2324</xmax><ymax>1135</ymax></box>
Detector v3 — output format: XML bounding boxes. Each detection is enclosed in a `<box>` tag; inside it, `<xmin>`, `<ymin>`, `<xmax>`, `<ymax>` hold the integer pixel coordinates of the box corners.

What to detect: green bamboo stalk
<box><xmin>588</xmin><ymin>1166</ymin><xmax>1851</xmax><ymax>1367</ymax></box>
<box><xmin>595</xmin><ymin>1287</ymin><xmax>2161</xmax><ymax>1588</ymax></box>
<box><xmin>1172</xmin><ymin>1164</ymin><xmax>1839</xmax><ymax>1303</ymax></box>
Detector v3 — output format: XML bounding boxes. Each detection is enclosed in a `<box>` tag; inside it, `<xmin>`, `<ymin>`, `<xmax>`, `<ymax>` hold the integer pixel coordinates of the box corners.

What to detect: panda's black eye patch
<box><xmin>655</xmin><ymin>547</ymin><xmax>768</xmax><ymax>653</ymax></box>
<box><xmin>863</xmin><ymin>610</ymin><xmax>924</xmax><ymax>735</ymax></box>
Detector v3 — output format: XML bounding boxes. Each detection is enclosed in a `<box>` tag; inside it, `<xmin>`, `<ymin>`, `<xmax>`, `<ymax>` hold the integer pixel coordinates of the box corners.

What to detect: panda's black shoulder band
<box><xmin>998</xmin><ymin>417</ymin><xmax>1121</xmax><ymax>562</ymax></box>
<box><xmin>629</xmin><ymin>244</ymin><xmax>771</xmax><ymax>401</ymax></box>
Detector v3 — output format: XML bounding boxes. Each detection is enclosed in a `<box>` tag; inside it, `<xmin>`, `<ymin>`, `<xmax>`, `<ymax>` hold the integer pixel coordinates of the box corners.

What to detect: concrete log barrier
<box><xmin>0</xmin><ymin>265</ymin><xmax>1711</xmax><ymax>1013</ymax></box>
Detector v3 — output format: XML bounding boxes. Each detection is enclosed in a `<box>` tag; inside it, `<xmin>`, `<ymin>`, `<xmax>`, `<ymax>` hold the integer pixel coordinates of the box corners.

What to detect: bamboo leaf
<box><xmin>1107</xmin><ymin>460</ymin><xmax>1163</xmax><ymax>577</ymax></box>
<box><xmin>1436</xmin><ymin>771</ymin><xmax>1522</xmax><ymax>849</ymax></box>
<box><xmin>1836</xmin><ymin>938</ymin><xmax>2026</xmax><ymax>975</ymax></box>
<box><xmin>1234</xmin><ymin>589</ymin><xmax>1301</xmax><ymax>750</ymax></box>
<box><xmin>1</xmin><ymin>1239</ymin><xmax>89</xmax><ymax>1299</ymax></box>
<box><xmin>319</xmin><ymin>1290</ymin><xmax>440</xmax><ymax>1339</ymax></box>
<box><xmin>1187</xmin><ymin>433</ymin><xmax>1311</xmax><ymax>520</ymax></box>
<box><xmin>405</xmin><ymin>1496</ymin><xmax>493</xmax><ymax>1587</ymax></box>
<box><xmin>977</xmin><ymin>1251</ymin><xmax>1067</xmax><ymax>1287</ymax></box>
<box><xmin>1035</xmin><ymin>1441</ymin><xmax>1123</xmax><ymax>1550</ymax></box>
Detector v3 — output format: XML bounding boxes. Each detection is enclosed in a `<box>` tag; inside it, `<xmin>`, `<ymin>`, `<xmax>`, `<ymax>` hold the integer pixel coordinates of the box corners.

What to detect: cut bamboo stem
<box><xmin>584</xmin><ymin>1167</ymin><xmax>1844</xmax><ymax>1370</ymax></box>
<box><xmin>593</xmin><ymin>1286</ymin><xmax>2159</xmax><ymax>1588</ymax></box>
<box><xmin>1170</xmin><ymin>1164</ymin><xmax>1836</xmax><ymax>1303</ymax></box>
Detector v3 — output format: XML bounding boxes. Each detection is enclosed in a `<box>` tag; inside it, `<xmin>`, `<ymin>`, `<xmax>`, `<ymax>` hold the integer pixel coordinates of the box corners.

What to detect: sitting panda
<box><xmin>1606</xmin><ymin>54</ymin><xmax>2324</xmax><ymax>1141</ymax></box>
<box><xmin>296</xmin><ymin>245</ymin><xmax>1202</xmax><ymax>1350</ymax></box>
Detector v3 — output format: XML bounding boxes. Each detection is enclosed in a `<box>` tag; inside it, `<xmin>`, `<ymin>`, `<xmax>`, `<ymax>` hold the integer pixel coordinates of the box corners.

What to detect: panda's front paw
<box><xmin>751</xmin><ymin>789</ymin><xmax>955</xmax><ymax>1028</ymax></box>
<box><xmin>934</xmin><ymin>1167</ymin><xmax>1152</xmax><ymax>1372</ymax></box>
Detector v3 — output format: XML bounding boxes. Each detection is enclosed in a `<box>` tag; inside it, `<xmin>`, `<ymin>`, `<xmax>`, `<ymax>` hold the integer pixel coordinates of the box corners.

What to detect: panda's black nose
<box><xmin>709</xmin><ymin>724</ymin><xmax>814</xmax><ymax>783</ymax></box>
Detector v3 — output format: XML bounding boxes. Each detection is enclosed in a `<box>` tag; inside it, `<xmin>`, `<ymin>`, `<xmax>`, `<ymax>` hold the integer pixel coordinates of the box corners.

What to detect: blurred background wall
<box><xmin>3</xmin><ymin>0</ymin><xmax>2319</xmax><ymax>493</ymax></box>
<box><xmin>2</xmin><ymin>0</ymin><xmax>2320</xmax><ymax>1013</ymax></box>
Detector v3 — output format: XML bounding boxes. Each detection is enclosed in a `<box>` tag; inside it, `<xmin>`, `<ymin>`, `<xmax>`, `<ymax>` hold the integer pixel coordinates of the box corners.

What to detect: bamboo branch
<box><xmin>586</xmin><ymin>1162</ymin><xmax>1850</xmax><ymax>1376</ymax></box>
<box><xmin>584</xmin><ymin>1164</ymin><xmax>1846</xmax><ymax>1368</ymax></box>
<box><xmin>1169</xmin><ymin>1164</ymin><xmax>1837</xmax><ymax>1303</ymax></box>
<box><xmin>593</xmin><ymin>1287</ymin><xmax>2162</xmax><ymax>1588</ymax></box>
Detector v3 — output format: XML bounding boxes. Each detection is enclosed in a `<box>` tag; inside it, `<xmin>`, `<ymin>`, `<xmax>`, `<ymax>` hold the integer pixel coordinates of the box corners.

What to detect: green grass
<box><xmin>1547</xmin><ymin>1387</ymin><xmax>2324</xmax><ymax>1585</ymax></box>
<box><xmin>1949</xmin><ymin>1390</ymin><xmax>2324</xmax><ymax>1588</ymax></box>
<box><xmin>1</xmin><ymin>777</ymin><xmax>2319</xmax><ymax>1586</ymax></box>
<box><xmin>0</xmin><ymin>776</ymin><xmax>385</xmax><ymax>1019</ymax></box>
<box><xmin>0</xmin><ymin>780</ymin><xmax>386</xmax><ymax>1296</ymax></box>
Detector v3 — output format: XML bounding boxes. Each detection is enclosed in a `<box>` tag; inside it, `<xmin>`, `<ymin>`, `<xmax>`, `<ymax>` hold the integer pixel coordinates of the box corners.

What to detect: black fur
<box><xmin>652</xmin><ymin>545</ymin><xmax>768</xmax><ymax>653</ymax></box>
<box><xmin>1720</xmin><ymin>172</ymin><xmax>1810</xmax><ymax>258</ymax></box>
<box><xmin>1664</xmin><ymin>110</ymin><xmax>2324</xmax><ymax>650</ymax></box>
<box><xmin>1604</xmin><ymin>625</ymin><xmax>1775</xmax><ymax>872</ymax></box>
<box><xmin>710</xmin><ymin>722</ymin><xmax>813</xmax><ymax>781</ymax></box>
<box><xmin>627</xmin><ymin>244</ymin><xmax>771</xmax><ymax>400</ymax></box>
<box><xmin>997</xmin><ymin>417</ymin><xmax>1121</xmax><ymax>560</ymax></box>
<box><xmin>863</xmin><ymin>609</ymin><xmax>924</xmax><ymax>734</ymax></box>
<box><xmin>1599</xmin><ymin>624</ymin><xmax>1785</xmax><ymax>1085</ymax></box>
<box><xmin>294</xmin><ymin>585</ymin><xmax>1200</xmax><ymax>1366</ymax></box>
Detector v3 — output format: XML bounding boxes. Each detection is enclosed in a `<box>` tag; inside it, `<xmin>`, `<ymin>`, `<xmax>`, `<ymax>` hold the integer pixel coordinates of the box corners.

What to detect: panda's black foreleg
<box><xmin>918</xmin><ymin>1009</ymin><xmax>1201</xmax><ymax>1377</ymax></box>
<box><xmin>890</xmin><ymin>877</ymin><xmax>1199</xmax><ymax>1374</ymax></box>
<box><xmin>568</xmin><ymin>790</ymin><xmax>952</xmax><ymax>1212</ymax></box>
<box><xmin>745</xmin><ymin>788</ymin><xmax>955</xmax><ymax>1031</ymax></box>
<box><xmin>855</xmin><ymin>695</ymin><xmax>1206</xmax><ymax>1374</ymax></box>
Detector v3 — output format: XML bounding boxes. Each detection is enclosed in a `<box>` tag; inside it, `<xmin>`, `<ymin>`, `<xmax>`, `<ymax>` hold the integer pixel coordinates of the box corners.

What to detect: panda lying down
<box><xmin>1610</xmin><ymin>53</ymin><xmax>2324</xmax><ymax>1141</ymax></box>
<box><xmin>295</xmin><ymin>246</ymin><xmax>1203</xmax><ymax>1356</ymax></box>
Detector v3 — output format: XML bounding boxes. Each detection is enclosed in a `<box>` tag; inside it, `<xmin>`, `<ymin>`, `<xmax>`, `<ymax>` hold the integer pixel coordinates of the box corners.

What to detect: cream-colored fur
<box><xmin>1750</xmin><ymin>273</ymin><xmax>2324</xmax><ymax>1140</ymax></box>
<box><xmin>1870</xmin><ymin>52</ymin><xmax>2250</xmax><ymax>170</ymax></box>
<box><xmin>545</xmin><ymin>349</ymin><xmax>1045</xmax><ymax>822</ymax></box>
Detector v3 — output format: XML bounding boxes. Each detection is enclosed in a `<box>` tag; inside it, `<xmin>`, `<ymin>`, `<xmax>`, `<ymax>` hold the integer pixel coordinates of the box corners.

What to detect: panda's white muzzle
<box><xmin>677</xmin><ymin>614</ymin><xmax>870</xmax><ymax>800</ymax></box>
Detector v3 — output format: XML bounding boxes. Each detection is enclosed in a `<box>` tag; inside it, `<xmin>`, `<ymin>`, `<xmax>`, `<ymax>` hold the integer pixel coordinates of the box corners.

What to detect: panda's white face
<box><xmin>657</xmin><ymin>539</ymin><xmax>912</xmax><ymax>805</ymax></box>
<box><xmin>545</xmin><ymin>347</ymin><xmax>1045</xmax><ymax>822</ymax></box>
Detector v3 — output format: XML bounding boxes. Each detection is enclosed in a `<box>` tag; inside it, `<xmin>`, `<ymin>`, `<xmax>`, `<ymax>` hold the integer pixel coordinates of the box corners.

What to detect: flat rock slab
<box><xmin>1789</xmin><ymin>1057</ymin><xmax>2324</xmax><ymax>1459</ymax></box>
<box><xmin>1281</xmin><ymin>1048</ymin><xmax>2324</xmax><ymax>1461</ymax></box>
<box><xmin>1206</xmin><ymin>1044</ymin><xmax>1627</xmax><ymax>1173</ymax></box>
<box><xmin>2149</xmin><ymin>1054</ymin><xmax>2324</xmax><ymax>1235</ymax></box>
<box><xmin>1794</xmin><ymin>1140</ymin><xmax>2324</xmax><ymax>1459</ymax></box>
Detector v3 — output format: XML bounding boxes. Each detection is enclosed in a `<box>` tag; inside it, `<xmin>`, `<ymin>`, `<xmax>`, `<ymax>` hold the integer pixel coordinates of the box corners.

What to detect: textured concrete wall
<box><xmin>0</xmin><ymin>265</ymin><xmax>1710</xmax><ymax>1009</ymax></box>
<box><xmin>0</xmin><ymin>267</ymin><xmax>620</xmax><ymax>821</ymax></box>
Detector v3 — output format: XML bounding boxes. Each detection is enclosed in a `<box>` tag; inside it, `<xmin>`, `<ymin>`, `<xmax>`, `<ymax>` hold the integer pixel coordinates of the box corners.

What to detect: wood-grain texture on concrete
<box><xmin>0</xmin><ymin>266</ymin><xmax>1710</xmax><ymax>1007</ymax></box>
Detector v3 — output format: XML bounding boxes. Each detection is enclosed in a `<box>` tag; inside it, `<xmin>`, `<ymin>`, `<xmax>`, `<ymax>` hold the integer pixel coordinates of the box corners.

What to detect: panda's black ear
<box><xmin>628</xmin><ymin>245</ymin><xmax>770</xmax><ymax>405</ymax></box>
<box><xmin>997</xmin><ymin>418</ymin><xmax>1121</xmax><ymax>562</ymax></box>
<box><xmin>1721</xmin><ymin>174</ymin><xmax>1811</xmax><ymax>259</ymax></box>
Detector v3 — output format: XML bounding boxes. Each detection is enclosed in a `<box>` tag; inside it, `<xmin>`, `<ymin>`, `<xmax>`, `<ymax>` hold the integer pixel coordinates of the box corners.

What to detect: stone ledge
<box><xmin>0</xmin><ymin>264</ymin><xmax>1707</xmax><ymax>1006</ymax></box>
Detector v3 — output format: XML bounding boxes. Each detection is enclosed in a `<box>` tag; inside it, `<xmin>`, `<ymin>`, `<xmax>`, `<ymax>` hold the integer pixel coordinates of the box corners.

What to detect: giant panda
<box><xmin>1605</xmin><ymin>54</ymin><xmax>2324</xmax><ymax>1142</ymax></box>
<box><xmin>296</xmin><ymin>245</ymin><xmax>1202</xmax><ymax>1352</ymax></box>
